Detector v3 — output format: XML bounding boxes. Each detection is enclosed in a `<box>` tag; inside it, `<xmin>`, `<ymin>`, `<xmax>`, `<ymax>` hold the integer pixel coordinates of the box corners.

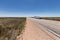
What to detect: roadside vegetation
<box><xmin>39</xmin><ymin>17</ymin><xmax>60</xmax><ymax>21</ymax></box>
<box><xmin>0</xmin><ymin>17</ymin><xmax>26</xmax><ymax>40</ymax></box>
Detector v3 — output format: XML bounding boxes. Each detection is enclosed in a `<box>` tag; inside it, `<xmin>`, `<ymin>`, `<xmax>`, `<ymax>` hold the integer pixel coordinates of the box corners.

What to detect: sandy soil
<box><xmin>17</xmin><ymin>18</ymin><xmax>60</xmax><ymax>40</ymax></box>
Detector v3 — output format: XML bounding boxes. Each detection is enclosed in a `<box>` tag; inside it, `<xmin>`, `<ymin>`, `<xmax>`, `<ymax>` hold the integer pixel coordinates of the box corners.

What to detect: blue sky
<box><xmin>0</xmin><ymin>0</ymin><xmax>60</xmax><ymax>17</ymax></box>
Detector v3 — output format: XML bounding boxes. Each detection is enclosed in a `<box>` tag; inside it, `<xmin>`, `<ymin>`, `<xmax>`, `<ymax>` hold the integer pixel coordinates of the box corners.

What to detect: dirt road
<box><xmin>17</xmin><ymin>18</ymin><xmax>60</xmax><ymax>40</ymax></box>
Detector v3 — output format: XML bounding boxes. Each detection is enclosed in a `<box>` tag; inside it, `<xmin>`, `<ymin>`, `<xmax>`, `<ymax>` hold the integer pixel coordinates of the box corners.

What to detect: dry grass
<box><xmin>39</xmin><ymin>17</ymin><xmax>60</xmax><ymax>21</ymax></box>
<box><xmin>0</xmin><ymin>17</ymin><xmax>26</xmax><ymax>40</ymax></box>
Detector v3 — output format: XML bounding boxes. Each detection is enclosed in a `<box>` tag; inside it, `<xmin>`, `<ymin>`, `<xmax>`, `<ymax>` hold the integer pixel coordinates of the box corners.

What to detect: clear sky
<box><xmin>0</xmin><ymin>0</ymin><xmax>60</xmax><ymax>17</ymax></box>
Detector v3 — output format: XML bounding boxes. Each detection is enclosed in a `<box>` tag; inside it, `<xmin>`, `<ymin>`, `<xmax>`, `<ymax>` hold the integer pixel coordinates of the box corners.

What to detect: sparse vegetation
<box><xmin>39</xmin><ymin>17</ymin><xmax>60</xmax><ymax>21</ymax></box>
<box><xmin>0</xmin><ymin>17</ymin><xmax>26</xmax><ymax>40</ymax></box>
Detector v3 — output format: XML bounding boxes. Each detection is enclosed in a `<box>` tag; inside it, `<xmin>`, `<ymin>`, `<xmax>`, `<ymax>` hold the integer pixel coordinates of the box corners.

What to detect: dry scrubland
<box><xmin>40</xmin><ymin>17</ymin><xmax>60</xmax><ymax>21</ymax></box>
<box><xmin>0</xmin><ymin>17</ymin><xmax>26</xmax><ymax>40</ymax></box>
